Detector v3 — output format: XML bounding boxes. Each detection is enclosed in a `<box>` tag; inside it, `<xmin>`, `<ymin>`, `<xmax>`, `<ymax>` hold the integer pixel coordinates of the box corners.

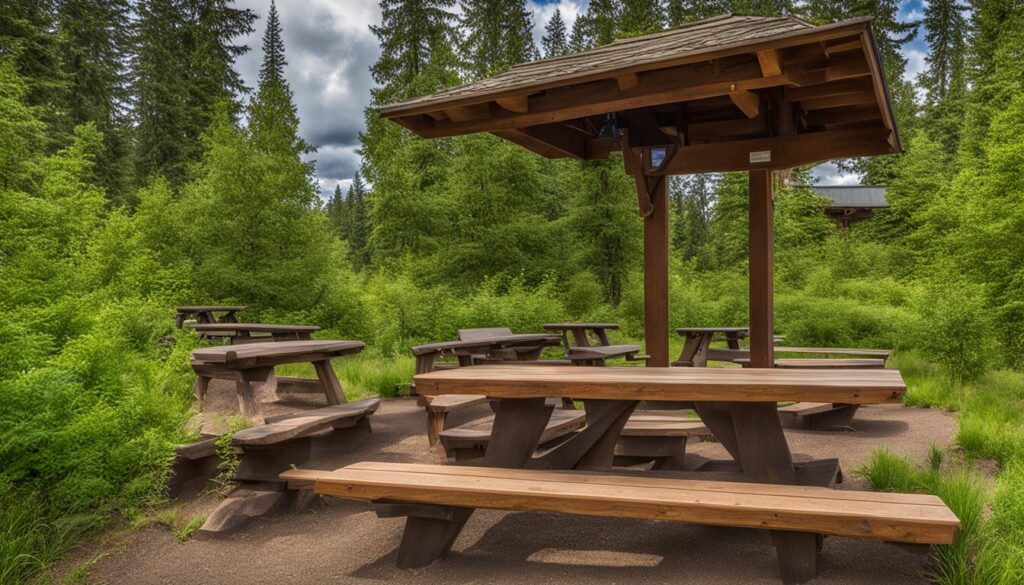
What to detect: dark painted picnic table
<box><xmin>185</xmin><ymin>322</ymin><xmax>320</xmax><ymax>344</ymax></box>
<box><xmin>175</xmin><ymin>305</ymin><xmax>246</xmax><ymax>328</ymax></box>
<box><xmin>190</xmin><ymin>340</ymin><xmax>365</xmax><ymax>422</ymax></box>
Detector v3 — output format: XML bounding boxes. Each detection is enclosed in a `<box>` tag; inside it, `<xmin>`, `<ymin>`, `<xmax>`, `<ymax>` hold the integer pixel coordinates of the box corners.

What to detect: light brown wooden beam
<box><xmin>515</xmin><ymin>124</ymin><xmax>587</xmax><ymax>158</ymax></box>
<box><xmin>496</xmin><ymin>95</ymin><xmax>530</xmax><ymax>114</ymax></box>
<box><xmin>825</xmin><ymin>37</ymin><xmax>861</xmax><ymax>55</ymax></box>
<box><xmin>643</xmin><ymin>175</ymin><xmax>670</xmax><ymax>367</ymax></box>
<box><xmin>654</xmin><ymin>127</ymin><xmax>893</xmax><ymax>174</ymax></box>
<box><xmin>616</xmin><ymin>73</ymin><xmax>640</xmax><ymax>91</ymax></box>
<box><xmin>491</xmin><ymin>130</ymin><xmax>572</xmax><ymax>159</ymax></box>
<box><xmin>445</xmin><ymin>104</ymin><xmax>491</xmax><ymax>122</ymax></box>
<box><xmin>729</xmin><ymin>90</ymin><xmax>760</xmax><ymax>118</ymax></box>
<box><xmin>757</xmin><ymin>49</ymin><xmax>782</xmax><ymax>77</ymax></box>
<box><xmin>784</xmin><ymin>52</ymin><xmax>870</xmax><ymax>86</ymax></box>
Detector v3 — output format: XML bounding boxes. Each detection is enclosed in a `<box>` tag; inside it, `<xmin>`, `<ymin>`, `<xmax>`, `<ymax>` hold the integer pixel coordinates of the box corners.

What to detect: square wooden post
<box><xmin>643</xmin><ymin>177</ymin><xmax>670</xmax><ymax>367</ymax></box>
<box><xmin>748</xmin><ymin>169</ymin><xmax>774</xmax><ymax>368</ymax></box>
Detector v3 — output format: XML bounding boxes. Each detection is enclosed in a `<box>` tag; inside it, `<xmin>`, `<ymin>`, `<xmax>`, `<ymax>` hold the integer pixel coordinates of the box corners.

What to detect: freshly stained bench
<box><xmin>190</xmin><ymin>340</ymin><xmax>365</xmax><ymax>423</ymax></box>
<box><xmin>185</xmin><ymin>322</ymin><xmax>320</xmax><ymax>344</ymax></box>
<box><xmin>175</xmin><ymin>305</ymin><xmax>246</xmax><ymax>328</ymax></box>
<box><xmin>283</xmin><ymin>463</ymin><xmax>958</xmax><ymax>565</ymax></box>
<box><xmin>336</xmin><ymin>365</ymin><xmax>918</xmax><ymax>583</ymax></box>
<box><xmin>196</xmin><ymin>399</ymin><xmax>381</xmax><ymax>536</ymax></box>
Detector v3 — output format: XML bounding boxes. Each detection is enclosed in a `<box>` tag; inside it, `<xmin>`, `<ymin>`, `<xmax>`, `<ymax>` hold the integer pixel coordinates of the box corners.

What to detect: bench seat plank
<box><xmin>234</xmin><ymin>399</ymin><xmax>381</xmax><ymax>446</ymax></box>
<box><xmin>192</xmin><ymin>340</ymin><xmax>365</xmax><ymax>364</ymax></box>
<box><xmin>775</xmin><ymin>347</ymin><xmax>891</xmax><ymax>358</ymax></box>
<box><xmin>414</xmin><ymin>365</ymin><xmax>906</xmax><ymax>404</ymax></box>
<box><xmin>735</xmin><ymin>358</ymin><xmax>886</xmax><ymax>369</ymax></box>
<box><xmin>286</xmin><ymin>462</ymin><xmax>957</xmax><ymax>545</ymax></box>
<box><xmin>566</xmin><ymin>344</ymin><xmax>642</xmax><ymax>361</ymax></box>
<box><xmin>425</xmin><ymin>395</ymin><xmax>488</xmax><ymax>413</ymax></box>
<box><xmin>777</xmin><ymin>402</ymin><xmax>834</xmax><ymax>416</ymax></box>
<box><xmin>621</xmin><ymin>414</ymin><xmax>711</xmax><ymax>437</ymax></box>
<box><xmin>439</xmin><ymin>408</ymin><xmax>586</xmax><ymax>446</ymax></box>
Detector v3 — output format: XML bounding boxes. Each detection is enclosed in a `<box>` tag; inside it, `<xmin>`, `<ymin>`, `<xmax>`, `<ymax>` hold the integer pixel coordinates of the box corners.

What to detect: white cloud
<box><xmin>235</xmin><ymin>0</ymin><xmax>381</xmax><ymax>196</ymax></box>
<box><xmin>810</xmin><ymin>162</ymin><xmax>862</xmax><ymax>186</ymax></box>
<box><xmin>528</xmin><ymin>1</ymin><xmax>584</xmax><ymax>47</ymax></box>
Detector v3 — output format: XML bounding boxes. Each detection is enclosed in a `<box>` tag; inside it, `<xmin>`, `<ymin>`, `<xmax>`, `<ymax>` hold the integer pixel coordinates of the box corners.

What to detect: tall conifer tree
<box><xmin>920</xmin><ymin>0</ymin><xmax>968</xmax><ymax>154</ymax></box>
<box><xmin>345</xmin><ymin>172</ymin><xmax>371</xmax><ymax>270</ymax></box>
<box><xmin>462</xmin><ymin>0</ymin><xmax>537</xmax><ymax>78</ymax></box>
<box><xmin>542</xmin><ymin>9</ymin><xmax>569</xmax><ymax>57</ymax></box>
<box><xmin>56</xmin><ymin>0</ymin><xmax>134</xmax><ymax>202</ymax></box>
<box><xmin>620</xmin><ymin>0</ymin><xmax>664</xmax><ymax>37</ymax></box>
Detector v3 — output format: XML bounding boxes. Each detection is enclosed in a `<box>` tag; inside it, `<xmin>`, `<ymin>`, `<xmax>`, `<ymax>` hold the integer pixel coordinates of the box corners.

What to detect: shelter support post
<box><xmin>643</xmin><ymin>177</ymin><xmax>670</xmax><ymax>367</ymax></box>
<box><xmin>748</xmin><ymin>169</ymin><xmax>774</xmax><ymax>368</ymax></box>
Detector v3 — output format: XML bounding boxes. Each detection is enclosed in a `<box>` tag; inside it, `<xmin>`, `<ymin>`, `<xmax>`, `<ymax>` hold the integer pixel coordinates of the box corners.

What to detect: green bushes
<box><xmin>914</xmin><ymin>277</ymin><xmax>993</xmax><ymax>382</ymax></box>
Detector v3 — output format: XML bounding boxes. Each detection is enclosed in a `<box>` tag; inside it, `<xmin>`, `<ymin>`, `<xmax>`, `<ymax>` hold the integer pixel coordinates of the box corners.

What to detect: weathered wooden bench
<box><xmin>185</xmin><ymin>322</ymin><xmax>320</xmax><ymax>344</ymax></box>
<box><xmin>190</xmin><ymin>340</ymin><xmax>365</xmax><ymax>423</ymax></box>
<box><xmin>613</xmin><ymin>412</ymin><xmax>712</xmax><ymax>469</ymax></box>
<box><xmin>439</xmin><ymin>405</ymin><xmax>587</xmax><ymax>461</ymax></box>
<box><xmin>175</xmin><ymin>305</ymin><xmax>246</xmax><ymax>328</ymax></box>
<box><xmin>282</xmin><ymin>462</ymin><xmax>958</xmax><ymax>582</ymax></box>
<box><xmin>195</xmin><ymin>399</ymin><xmax>380</xmax><ymax>537</ymax></box>
<box><xmin>543</xmin><ymin>322</ymin><xmax>651</xmax><ymax>365</ymax></box>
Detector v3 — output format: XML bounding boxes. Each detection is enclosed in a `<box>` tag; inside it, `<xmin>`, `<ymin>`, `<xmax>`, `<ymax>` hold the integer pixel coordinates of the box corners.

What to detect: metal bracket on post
<box><xmin>621</xmin><ymin>133</ymin><xmax>678</xmax><ymax>218</ymax></box>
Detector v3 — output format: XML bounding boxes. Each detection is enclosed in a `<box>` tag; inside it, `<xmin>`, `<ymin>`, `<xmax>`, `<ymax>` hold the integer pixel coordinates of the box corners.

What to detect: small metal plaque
<box><xmin>749</xmin><ymin>150</ymin><xmax>771</xmax><ymax>163</ymax></box>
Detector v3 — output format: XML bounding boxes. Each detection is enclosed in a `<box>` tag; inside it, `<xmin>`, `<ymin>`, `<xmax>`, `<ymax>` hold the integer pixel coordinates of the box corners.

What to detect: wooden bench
<box><xmin>613</xmin><ymin>413</ymin><xmax>712</xmax><ymax>469</ymax></box>
<box><xmin>175</xmin><ymin>305</ymin><xmax>246</xmax><ymax>328</ymax></box>
<box><xmin>544</xmin><ymin>322</ymin><xmax>651</xmax><ymax>365</ymax></box>
<box><xmin>439</xmin><ymin>406</ymin><xmax>587</xmax><ymax>461</ymax></box>
<box><xmin>282</xmin><ymin>462</ymin><xmax>958</xmax><ymax>582</ymax></box>
<box><xmin>185</xmin><ymin>322</ymin><xmax>320</xmax><ymax>344</ymax></box>
<box><xmin>195</xmin><ymin>399</ymin><xmax>380</xmax><ymax>537</ymax></box>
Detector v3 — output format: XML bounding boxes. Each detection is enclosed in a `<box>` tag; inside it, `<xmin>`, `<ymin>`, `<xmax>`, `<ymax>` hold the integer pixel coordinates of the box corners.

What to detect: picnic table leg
<box><xmin>221</xmin><ymin>310</ymin><xmax>240</xmax><ymax>323</ymax></box>
<box><xmin>193</xmin><ymin>375</ymin><xmax>211</xmax><ymax>411</ymax></box>
<box><xmin>394</xmin><ymin>398</ymin><xmax>553</xmax><ymax>568</ymax></box>
<box><xmin>730</xmin><ymin>402</ymin><xmax>818</xmax><ymax>584</ymax></box>
<box><xmin>313</xmin><ymin>359</ymin><xmax>346</xmax><ymax>405</ymax></box>
<box><xmin>234</xmin><ymin>367</ymin><xmax>273</xmax><ymax>424</ymax></box>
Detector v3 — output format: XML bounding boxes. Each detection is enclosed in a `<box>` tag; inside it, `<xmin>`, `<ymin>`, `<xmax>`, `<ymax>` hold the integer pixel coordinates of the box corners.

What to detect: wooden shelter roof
<box><xmin>379</xmin><ymin>14</ymin><xmax>900</xmax><ymax>175</ymax></box>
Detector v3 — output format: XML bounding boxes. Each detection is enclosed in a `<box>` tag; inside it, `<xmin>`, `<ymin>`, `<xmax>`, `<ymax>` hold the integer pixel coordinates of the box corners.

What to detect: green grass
<box><xmin>273</xmin><ymin>353</ymin><xmax>415</xmax><ymax>400</ymax></box>
<box><xmin>860</xmin><ymin>353</ymin><xmax>1024</xmax><ymax>585</ymax></box>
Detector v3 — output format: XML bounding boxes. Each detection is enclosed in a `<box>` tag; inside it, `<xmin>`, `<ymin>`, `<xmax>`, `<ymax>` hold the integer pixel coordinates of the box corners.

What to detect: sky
<box><xmin>233</xmin><ymin>0</ymin><xmax>931</xmax><ymax>196</ymax></box>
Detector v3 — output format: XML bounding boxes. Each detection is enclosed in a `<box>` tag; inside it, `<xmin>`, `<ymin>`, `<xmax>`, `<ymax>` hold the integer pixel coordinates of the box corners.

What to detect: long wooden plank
<box><xmin>233</xmin><ymin>399</ymin><xmax>380</xmax><ymax>446</ymax></box>
<box><xmin>775</xmin><ymin>347</ymin><xmax>890</xmax><ymax>357</ymax></box>
<box><xmin>735</xmin><ymin>358</ymin><xmax>886</xmax><ymax>369</ymax></box>
<box><xmin>413</xmin><ymin>365</ymin><xmax>906</xmax><ymax>404</ymax></box>
<box><xmin>191</xmin><ymin>340</ymin><xmax>365</xmax><ymax>363</ymax></box>
<box><xmin>186</xmin><ymin>323</ymin><xmax>320</xmax><ymax>333</ymax></box>
<box><xmin>291</xmin><ymin>463</ymin><xmax>958</xmax><ymax>544</ymax></box>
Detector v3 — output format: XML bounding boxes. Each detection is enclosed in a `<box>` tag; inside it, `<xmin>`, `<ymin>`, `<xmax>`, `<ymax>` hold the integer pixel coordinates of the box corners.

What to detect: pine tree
<box><xmin>249</xmin><ymin>0</ymin><xmax>311</xmax><ymax>159</ymax></box>
<box><xmin>919</xmin><ymin>0</ymin><xmax>968</xmax><ymax>154</ymax></box>
<box><xmin>346</xmin><ymin>172</ymin><xmax>371</xmax><ymax>270</ymax></box>
<box><xmin>542</xmin><ymin>9</ymin><xmax>569</xmax><ymax>57</ymax></box>
<box><xmin>462</xmin><ymin>0</ymin><xmax>537</xmax><ymax>78</ymax></box>
<box><xmin>135</xmin><ymin>0</ymin><xmax>256</xmax><ymax>187</ymax></box>
<box><xmin>56</xmin><ymin>0</ymin><xmax>134</xmax><ymax>203</ymax></box>
<box><xmin>0</xmin><ymin>0</ymin><xmax>71</xmax><ymax>146</ymax></box>
<box><xmin>259</xmin><ymin>0</ymin><xmax>286</xmax><ymax>88</ymax></box>
<box><xmin>325</xmin><ymin>183</ymin><xmax>347</xmax><ymax>236</ymax></box>
<box><xmin>620</xmin><ymin>0</ymin><xmax>664</xmax><ymax>38</ymax></box>
<box><xmin>667</xmin><ymin>0</ymin><xmax>729</xmax><ymax>26</ymax></box>
<box><xmin>584</xmin><ymin>0</ymin><xmax>622</xmax><ymax>46</ymax></box>
<box><xmin>369</xmin><ymin>0</ymin><xmax>461</xmax><ymax>104</ymax></box>
<box><xmin>568</xmin><ymin>14</ymin><xmax>591</xmax><ymax>51</ymax></box>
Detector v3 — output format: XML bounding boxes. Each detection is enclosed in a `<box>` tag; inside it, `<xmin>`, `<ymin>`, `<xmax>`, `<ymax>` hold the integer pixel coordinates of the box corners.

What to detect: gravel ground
<box><xmin>64</xmin><ymin>381</ymin><xmax>956</xmax><ymax>585</ymax></box>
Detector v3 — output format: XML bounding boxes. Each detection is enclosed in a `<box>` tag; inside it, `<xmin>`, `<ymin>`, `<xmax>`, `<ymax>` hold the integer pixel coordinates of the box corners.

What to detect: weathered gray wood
<box><xmin>197</xmin><ymin>483</ymin><xmax>285</xmax><ymax>537</ymax></box>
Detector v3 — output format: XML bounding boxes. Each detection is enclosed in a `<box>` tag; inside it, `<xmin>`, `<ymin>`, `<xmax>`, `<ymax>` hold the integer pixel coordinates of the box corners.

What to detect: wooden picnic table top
<box><xmin>191</xmin><ymin>340</ymin><xmax>364</xmax><ymax>364</ymax></box>
<box><xmin>543</xmin><ymin>323</ymin><xmax>620</xmax><ymax>331</ymax></box>
<box><xmin>566</xmin><ymin>344</ymin><xmax>642</xmax><ymax>360</ymax></box>
<box><xmin>176</xmin><ymin>305</ymin><xmax>247</xmax><ymax>313</ymax></box>
<box><xmin>675</xmin><ymin>327</ymin><xmax>750</xmax><ymax>334</ymax></box>
<box><xmin>774</xmin><ymin>347</ymin><xmax>891</xmax><ymax>357</ymax></box>
<box><xmin>735</xmin><ymin>358</ymin><xmax>887</xmax><ymax>369</ymax></box>
<box><xmin>186</xmin><ymin>323</ymin><xmax>321</xmax><ymax>334</ymax></box>
<box><xmin>410</xmin><ymin>334</ymin><xmax>561</xmax><ymax>356</ymax></box>
<box><xmin>413</xmin><ymin>365</ymin><xmax>907</xmax><ymax>404</ymax></box>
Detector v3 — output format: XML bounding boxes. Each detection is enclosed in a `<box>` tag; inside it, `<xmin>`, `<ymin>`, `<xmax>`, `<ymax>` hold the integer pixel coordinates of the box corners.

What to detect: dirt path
<box><xmin>64</xmin><ymin>385</ymin><xmax>955</xmax><ymax>585</ymax></box>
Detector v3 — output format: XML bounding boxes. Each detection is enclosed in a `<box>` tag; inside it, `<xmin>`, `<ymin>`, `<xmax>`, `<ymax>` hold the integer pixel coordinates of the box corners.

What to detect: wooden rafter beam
<box><xmin>616</xmin><ymin>73</ymin><xmax>640</xmax><ymax>91</ymax></box>
<box><xmin>787</xmin><ymin>77</ymin><xmax>873</xmax><ymax>102</ymax></box>
<box><xmin>785</xmin><ymin>52</ymin><xmax>870</xmax><ymax>86</ymax></box>
<box><xmin>757</xmin><ymin>49</ymin><xmax>782</xmax><ymax>77</ymax></box>
<box><xmin>799</xmin><ymin>91</ymin><xmax>876</xmax><ymax>111</ymax></box>
<box><xmin>398</xmin><ymin>59</ymin><xmax>786</xmax><ymax>138</ymax></box>
<box><xmin>729</xmin><ymin>90</ymin><xmax>760</xmax><ymax>118</ymax></box>
<box><xmin>804</xmin><ymin>104</ymin><xmax>880</xmax><ymax>127</ymax></box>
<box><xmin>687</xmin><ymin>115</ymin><xmax>769</xmax><ymax>143</ymax></box>
<box><xmin>654</xmin><ymin>127</ymin><xmax>893</xmax><ymax>175</ymax></box>
<box><xmin>496</xmin><ymin>95</ymin><xmax>530</xmax><ymax>114</ymax></box>
<box><xmin>445</xmin><ymin>104</ymin><xmax>491</xmax><ymax>122</ymax></box>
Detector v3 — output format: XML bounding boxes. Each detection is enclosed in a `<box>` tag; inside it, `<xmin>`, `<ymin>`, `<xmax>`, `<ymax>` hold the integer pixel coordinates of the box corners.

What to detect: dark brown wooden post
<box><xmin>643</xmin><ymin>177</ymin><xmax>670</xmax><ymax>367</ymax></box>
<box><xmin>748</xmin><ymin>170</ymin><xmax>774</xmax><ymax>368</ymax></box>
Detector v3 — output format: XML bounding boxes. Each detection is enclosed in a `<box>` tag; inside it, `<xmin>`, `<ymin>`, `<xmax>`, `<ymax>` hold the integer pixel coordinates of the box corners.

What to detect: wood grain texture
<box><xmin>413</xmin><ymin>365</ymin><xmax>907</xmax><ymax>404</ymax></box>
<box><xmin>293</xmin><ymin>462</ymin><xmax>959</xmax><ymax>544</ymax></box>
<box><xmin>191</xmin><ymin>340</ymin><xmax>365</xmax><ymax>363</ymax></box>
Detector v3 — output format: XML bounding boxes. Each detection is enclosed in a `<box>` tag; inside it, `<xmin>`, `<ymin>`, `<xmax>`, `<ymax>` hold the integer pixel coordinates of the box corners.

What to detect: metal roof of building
<box><xmin>813</xmin><ymin>185</ymin><xmax>889</xmax><ymax>208</ymax></box>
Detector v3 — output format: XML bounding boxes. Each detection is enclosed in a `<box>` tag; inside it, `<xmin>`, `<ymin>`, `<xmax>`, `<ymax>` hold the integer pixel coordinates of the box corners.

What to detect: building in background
<box><xmin>811</xmin><ymin>185</ymin><xmax>889</xmax><ymax>229</ymax></box>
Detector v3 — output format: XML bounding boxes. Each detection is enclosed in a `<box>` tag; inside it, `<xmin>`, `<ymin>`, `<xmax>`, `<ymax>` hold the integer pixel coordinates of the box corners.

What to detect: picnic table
<box><xmin>185</xmin><ymin>322</ymin><xmax>320</xmax><ymax>344</ymax></box>
<box><xmin>674</xmin><ymin>326</ymin><xmax>752</xmax><ymax>366</ymax></box>
<box><xmin>174</xmin><ymin>305</ymin><xmax>246</xmax><ymax>328</ymax></box>
<box><xmin>543</xmin><ymin>322</ymin><xmax>649</xmax><ymax>365</ymax></box>
<box><xmin>190</xmin><ymin>340</ymin><xmax>365</xmax><ymax>423</ymax></box>
<box><xmin>410</xmin><ymin>332</ymin><xmax>562</xmax><ymax>377</ymax></box>
<box><xmin>287</xmin><ymin>365</ymin><xmax>958</xmax><ymax>583</ymax></box>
